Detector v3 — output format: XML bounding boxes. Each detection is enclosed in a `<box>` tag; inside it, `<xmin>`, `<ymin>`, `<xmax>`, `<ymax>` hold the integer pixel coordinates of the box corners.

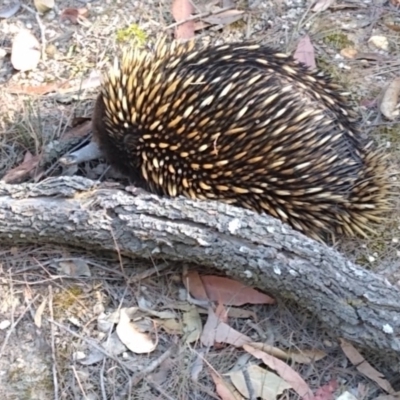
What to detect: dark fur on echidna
<box><xmin>92</xmin><ymin>37</ymin><xmax>390</xmax><ymax>241</ymax></box>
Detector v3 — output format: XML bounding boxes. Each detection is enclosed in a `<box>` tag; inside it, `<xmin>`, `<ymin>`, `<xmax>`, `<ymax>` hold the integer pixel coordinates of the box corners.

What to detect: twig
<box><xmin>19</xmin><ymin>4</ymin><xmax>47</xmax><ymax>62</ymax></box>
<box><xmin>128</xmin><ymin>262</ymin><xmax>170</xmax><ymax>284</ymax></box>
<box><xmin>49</xmin><ymin>286</ymin><xmax>59</xmax><ymax>400</ymax></box>
<box><xmin>130</xmin><ymin>346</ymin><xmax>177</xmax><ymax>386</ymax></box>
<box><xmin>148</xmin><ymin>382</ymin><xmax>176</xmax><ymax>400</ymax></box>
<box><xmin>35</xmin><ymin>12</ymin><xmax>47</xmax><ymax>62</ymax></box>
<box><xmin>164</xmin><ymin>6</ymin><xmax>234</xmax><ymax>30</ymax></box>
<box><xmin>71</xmin><ymin>365</ymin><xmax>87</xmax><ymax>398</ymax></box>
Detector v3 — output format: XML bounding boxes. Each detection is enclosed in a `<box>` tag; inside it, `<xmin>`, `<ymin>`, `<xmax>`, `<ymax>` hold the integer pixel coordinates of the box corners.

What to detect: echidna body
<box><xmin>92</xmin><ymin>38</ymin><xmax>390</xmax><ymax>241</ymax></box>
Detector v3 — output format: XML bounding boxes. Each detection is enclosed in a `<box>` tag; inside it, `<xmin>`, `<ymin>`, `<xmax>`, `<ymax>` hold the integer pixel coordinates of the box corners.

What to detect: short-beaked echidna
<box><xmin>91</xmin><ymin>38</ymin><xmax>390</xmax><ymax>241</ymax></box>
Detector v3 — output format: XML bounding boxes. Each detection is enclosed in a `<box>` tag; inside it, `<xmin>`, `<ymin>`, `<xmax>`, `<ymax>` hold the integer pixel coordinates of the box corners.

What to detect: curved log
<box><xmin>0</xmin><ymin>176</ymin><xmax>399</xmax><ymax>359</ymax></box>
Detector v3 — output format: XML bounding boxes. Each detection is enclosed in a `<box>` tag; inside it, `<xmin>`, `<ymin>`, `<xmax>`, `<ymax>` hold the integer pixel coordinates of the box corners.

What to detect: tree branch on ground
<box><xmin>0</xmin><ymin>176</ymin><xmax>399</xmax><ymax>359</ymax></box>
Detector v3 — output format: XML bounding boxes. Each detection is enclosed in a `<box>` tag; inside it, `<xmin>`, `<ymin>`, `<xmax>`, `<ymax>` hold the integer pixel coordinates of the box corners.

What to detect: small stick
<box><xmin>48</xmin><ymin>286</ymin><xmax>59</xmax><ymax>400</ymax></box>
<box><xmin>20</xmin><ymin>4</ymin><xmax>47</xmax><ymax>62</ymax></box>
<box><xmin>35</xmin><ymin>12</ymin><xmax>47</xmax><ymax>62</ymax></box>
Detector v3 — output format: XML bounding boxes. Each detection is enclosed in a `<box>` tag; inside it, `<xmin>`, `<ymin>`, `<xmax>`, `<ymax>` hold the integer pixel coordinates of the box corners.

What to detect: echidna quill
<box><xmin>62</xmin><ymin>38</ymin><xmax>391</xmax><ymax>241</ymax></box>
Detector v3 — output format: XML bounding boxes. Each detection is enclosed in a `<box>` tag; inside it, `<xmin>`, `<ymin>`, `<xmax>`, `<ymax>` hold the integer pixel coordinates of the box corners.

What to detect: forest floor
<box><xmin>0</xmin><ymin>0</ymin><xmax>400</xmax><ymax>399</ymax></box>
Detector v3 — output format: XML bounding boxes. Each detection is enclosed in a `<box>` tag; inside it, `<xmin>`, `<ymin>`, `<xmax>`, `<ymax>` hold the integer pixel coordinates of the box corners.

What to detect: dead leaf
<box><xmin>203</xmin><ymin>9</ymin><xmax>244</xmax><ymax>26</ymax></box>
<box><xmin>215</xmin><ymin>302</ymin><xmax>228</xmax><ymax>323</ymax></box>
<box><xmin>227</xmin><ymin>364</ymin><xmax>292</xmax><ymax>399</ymax></box>
<box><xmin>339</xmin><ymin>339</ymin><xmax>395</xmax><ymax>394</ymax></box>
<box><xmin>384</xmin><ymin>22</ymin><xmax>400</xmax><ymax>32</ymax></box>
<box><xmin>155</xmin><ymin>318</ymin><xmax>183</xmax><ymax>334</ymax></box>
<box><xmin>243</xmin><ymin>344</ymin><xmax>314</xmax><ymax>400</ymax></box>
<box><xmin>34</xmin><ymin>0</ymin><xmax>54</xmax><ymax>13</ymax></box>
<box><xmin>368</xmin><ymin>36</ymin><xmax>389</xmax><ymax>51</ymax></box>
<box><xmin>60</xmin><ymin>8</ymin><xmax>89</xmax><ymax>24</ymax></box>
<box><xmin>248</xmin><ymin>342</ymin><xmax>325</xmax><ymax>364</ymax></box>
<box><xmin>101</xmin><ymin>332</ymin><xmax>127</xmax><ymax>356</ymax></box>
<box><xmin>211</xmin><ymin>371</ymin><xmax>245</xmax><ymax>400</ymax></box>
<box><xmin>314</xmin><ymin>379</ymin><xmax>339</xmax><ymax>400</ymax></box>
<box><xmin>61</xmin><ymin>120</ymin><xmax>92</xmax><ymax>141</ymax></box>
<box><xmin>185</xmin><ymin>272</ymin><xmax>275</xmax><ymax>305</ymax></box>
<box><xmin>183</xmin><ymin>306</ymin><xmax>202</xmax><ymax>343</ymax></box>
<box><xmin>288</xmin><ymin>348</ymin><xmax>327</xmax><ymax>364</ymax></box>
<box><xmin>0</xmin><ymin>2</ymin><xmax>21</xmax><ymax>19</ymax></box>
<box><xmin>2</xmin><ymin>151</ymin><xmax>41</xmax><ymax>184</ymax></box>
<box><xmin>11</xmin><ymin>30</ymin><xmax>41</xmax><ymax>71</ymax></box>
<box><xmin>340</xmin><ymin>47</ymin><xmax>358</xmax><ymax>59</ymax></box>
<box><xmin>184</xmin><ymin>270</ymin><xmax>209</xmax><ymax>301</ymax></box>
<box><xmin>294</xmin><ymin>35</ymin><xmax>316</xmax><ymax>69</ymax></box>
<box><xmin>360</xmin><ymin>98</ymin><xmax>378</xmax><ymax>109</ymax></box>
<box><xmin>380</xmin><ymin>77</ymin><xmax>400</xmax><ymax>120</ymax></box>
<box><xmin>116</xmin><ymin>308</ymin><xmax>157</xmax><ymax>354</ymax></box>
<box><xmin>34</xmin><ymin>298</ymin><xmax>47</xmax><ymax>328</ymax></box>
<box><xmin>77</xmin><ymin>347</ymin><xmax>104</xmax><ymax>365</ymax></box>
<box><xmin>171</xmin><ymin>0</ymin><xmax>195</xmax><ymax>40</ymax></box>
<box><xmin>311</xmin><ymin>0</ymin><xmax>335</xmax><ymax>12</ymax></box>
<box><xmin>201</xmin><ymin>307</ymin><xmax>251</xmax><ymax>347</ymax></box>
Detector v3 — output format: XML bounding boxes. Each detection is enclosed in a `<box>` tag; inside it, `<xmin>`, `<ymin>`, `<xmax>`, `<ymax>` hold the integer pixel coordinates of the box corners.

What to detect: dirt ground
<box><xmin>0</xmin><ymin>0</ymin><xmax>400</xmax><ymax>399</ymax></box>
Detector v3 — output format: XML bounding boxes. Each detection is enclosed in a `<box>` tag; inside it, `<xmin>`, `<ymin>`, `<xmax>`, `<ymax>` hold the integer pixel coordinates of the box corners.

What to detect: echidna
<box><xmin>84</xmin><ymin>38</ymin><xmax>390</xmax><ymax>241</ymax></box>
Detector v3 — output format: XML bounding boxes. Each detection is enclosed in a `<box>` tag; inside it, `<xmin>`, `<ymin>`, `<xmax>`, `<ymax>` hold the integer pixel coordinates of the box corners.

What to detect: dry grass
<box><xmin>0</xmin><ymin>0</ymin><xmax>400</xmax><ymax>399</ymax></box>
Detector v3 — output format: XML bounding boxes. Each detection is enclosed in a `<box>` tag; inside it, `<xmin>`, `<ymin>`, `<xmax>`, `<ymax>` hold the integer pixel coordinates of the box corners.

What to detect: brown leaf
<box><xmin>171</xmin><ymin>0</ymin><xmax>195</xmax><ymax>40</ymax></box>
<box><xmin>200</xmin><ymin>275</ymin><xmax>275</xmax><ymax>305</ymax></box>
<box><xmin>60</xmin><ymin>8</ymin><xmax>89</xmax><ymax>24</ymax></box>
<box><xmin>243</xmin><ymin>344</ymin><xmax>314</xmax><ymax>400</ymax></box>
<box><xmin>340</xmin><ymin>47</ymin><xmax>358</xmax><ymax>59</ymax></box>
<box><xmin>215</xmin><ymin>302</ymin><xmax>228</xmax><ymax>323</ymax></box>
<box><xmin>183</xmin><ymin>270</ymin><xmax>209</xmax><ymax>301</ymax></box>
<box><xmin>6</xmin><ymin>80</ymin><xmax>73</xmax><ymax>96</ymax></box>
<box><xmin>2</xmin><ymin>151</ymin><xmax>41</xmax><ymax>183</ymax></box>
<box><xmin>61</xmin><ymin>120</ymin><xmax>92</xmax><ymax>141</ymax></box>
<box><xmin>288</xmin><ymin>348</ymin><xmax>327</xmax><ymax>364</ymax></box>
<box><xmin>210</xmin><ymin>371</ymin><xmax>245</xmax><ymax>400</ymax></box>
<box><xmin>249</xmin><ymin>342</ymin><xmax>326</xmax><ymax>364</ymax></box>
<box><xmin>293</xmin><ymin>35</ymin><xmax>316</xmax><ymax>69</ymax></box>
<box><xmin>384</xmin><ymin>22</ymin><xmax>400</xmax><ymax>32</ymax></box>
<box><xmin>200</xmin><ymin>307</ymin><xmax>251</xmax><ymax>347</ymax></box>
<box><xmin>339</xmin><ymin>339</ymin><xmax>395</xmax><ymax>394</ymax></box>
<box><xmin>314</xmin><ymin>379</ymin><xmax>339</xmax><ymax>400</ymax></box>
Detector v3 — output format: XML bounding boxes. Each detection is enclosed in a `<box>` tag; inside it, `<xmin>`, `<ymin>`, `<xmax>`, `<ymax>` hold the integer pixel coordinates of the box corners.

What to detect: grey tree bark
<box><xmin>0</xmin><ymin>176</ymin><xmax>399</xmax><ymax>360</ymax></box>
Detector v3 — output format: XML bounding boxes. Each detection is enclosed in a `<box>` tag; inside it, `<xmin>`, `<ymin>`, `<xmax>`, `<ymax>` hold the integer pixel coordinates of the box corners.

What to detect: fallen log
<box><xmin>0</xmin><ymin>176</ymin><xmax>399</xmax><ymax>359</ymax></box>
